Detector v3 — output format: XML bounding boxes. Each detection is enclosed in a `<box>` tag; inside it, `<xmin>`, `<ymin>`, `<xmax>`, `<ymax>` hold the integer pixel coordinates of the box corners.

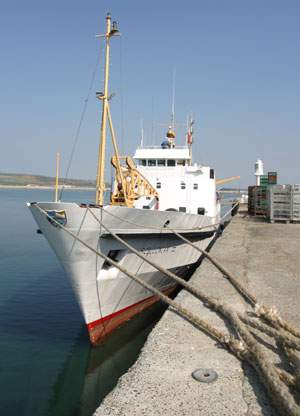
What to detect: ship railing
<box><xmin>136</xmin><ymin>145</ymin><xmax>189</xmax><ymax>149</ymax></box>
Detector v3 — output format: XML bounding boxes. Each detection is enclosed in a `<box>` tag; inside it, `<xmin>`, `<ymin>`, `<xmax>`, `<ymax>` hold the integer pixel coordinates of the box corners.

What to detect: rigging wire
<box><xmin>59</xmin><ymin>47</ymin><xmax>102</xmax><ymax>200</ymax></box>
<box><xmin>151</xmin><ymin>96</ymin><xmax>155</xmax><ymax>145</ymax></box>
<box><xmin>119</xmin><ymin>36</ymin><xmax>125</xmax><ymax>154</ymax></box>
<box><xmin>95</xmin><ymin>207</ymin><xmax>108</xmax><ymax>337</ymax></box>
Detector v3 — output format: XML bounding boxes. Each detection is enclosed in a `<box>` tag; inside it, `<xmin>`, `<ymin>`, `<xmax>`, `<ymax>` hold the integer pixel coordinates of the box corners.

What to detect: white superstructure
<box><xmin>133</xmin><ymin>146</ymin><xmax>218</xmax><ymax>217</ymax></box>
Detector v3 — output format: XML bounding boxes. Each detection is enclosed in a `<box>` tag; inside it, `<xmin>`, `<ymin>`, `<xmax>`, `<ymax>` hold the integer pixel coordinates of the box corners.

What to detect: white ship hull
<box><xmin>28</xmin><ymin>202</ymin><xmax>218</xmax><ymax>345</ymax></box>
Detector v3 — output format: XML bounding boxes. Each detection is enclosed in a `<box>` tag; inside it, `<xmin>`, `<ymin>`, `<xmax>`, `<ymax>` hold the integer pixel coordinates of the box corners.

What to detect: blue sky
<box><xmin>1</xmin><ymin>0</ymin><xmax>300</xmax><ymax>186</ymax></box>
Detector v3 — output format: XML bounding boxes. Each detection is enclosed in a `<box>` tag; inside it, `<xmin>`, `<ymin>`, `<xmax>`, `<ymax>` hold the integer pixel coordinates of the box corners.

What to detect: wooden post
<box><xmin>55</xmin><ymin>152</ymin><xmax>60</xmax><ymax>202</ymax></box>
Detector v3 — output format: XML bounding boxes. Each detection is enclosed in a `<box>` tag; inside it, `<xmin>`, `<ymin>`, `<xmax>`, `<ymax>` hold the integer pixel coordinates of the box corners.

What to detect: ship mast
<box><xmin>95</xmin><ymin>13</ymin><xmax>120</xmax><ymax>206</ymax></box>
<box><xmin>95</xmin><ymin>14</ymin><xmax>158</xmax><ymax>208</ymax></box>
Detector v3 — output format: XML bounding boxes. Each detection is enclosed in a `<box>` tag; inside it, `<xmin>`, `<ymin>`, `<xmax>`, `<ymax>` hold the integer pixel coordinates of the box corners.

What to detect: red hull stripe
<box><xmin>87</xmin><ymin>293</ymin><xmax>161</xmax><ymax>330</ymax></box>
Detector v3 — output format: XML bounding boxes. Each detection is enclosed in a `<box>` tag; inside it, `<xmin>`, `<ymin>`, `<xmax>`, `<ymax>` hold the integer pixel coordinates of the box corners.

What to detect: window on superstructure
<box><xmin>140</xmin><ymin>160</ymin><xmax>146</xmax><ymax>166</ymax></box>
<box><xmin>210</xmin><ymin>168</ymin><xmax>215</xmax><ymax>179</ymax></box>
<box><xmin>157</xmin><ymin>159</ymin><xmax>166</xmax><ymax>166</ymax></box>
<box><xmin>167</xmin><ymin>160</ymin><xmax>176</xmax><ymax>167</ymax></box>
<box><xmin>148</xmin><ymin>159</ymin><xmax>156</xmax><ymax>167</ymax></box>
<box><xmin>179</xmin><ymin>207</ymin><xmax>186</xmax><ymax>212</ymax></box>
<box><xmin>177</xmin><ymin>160</ymin><xmax>186</xmax><ymax>166</ymax></box>
<box><xmin>181</xmin><ymin>182</ymin><xmax>186</xmax><ymax>189</ymax></box>
<box><xmin>156</xmin><ymin>182</ymin><xmax>161</xmax><ymax>189</ymax></box>
<box><xmin>193</xmin><ymin>183</ymin><xmax>198</xmax><ymax>190</ymax></box>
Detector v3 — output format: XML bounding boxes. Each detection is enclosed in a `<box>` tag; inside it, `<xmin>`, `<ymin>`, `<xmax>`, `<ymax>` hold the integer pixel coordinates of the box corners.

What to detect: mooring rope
<box><xmin>240</xmin><ymin>315</ymin><xmax>300</xmax><ymax>352</ymax></box>
<box><xmin>167</xmin><ymin>227</ymin><xmax>300</xmax><ymax>342</ymax></box>
<box><xmin>169</xmin><ymin>227</ymin><xmax>257</xmax><ymax>306</ymax></box>
<box><xmin>35</xmin><ymin>205</ymin><xmax>300</xmax><ymax>415</ymax></box>
<box><xmin>255</xmin><ymin>304</ymin><xmax>300</xmax><ymax>340</ymax></box>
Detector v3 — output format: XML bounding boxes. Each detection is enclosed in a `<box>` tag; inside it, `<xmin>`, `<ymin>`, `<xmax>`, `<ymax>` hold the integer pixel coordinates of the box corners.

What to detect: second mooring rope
<box><xmin>167</xmin><ymin>227</ymin><xmax>300</xmax><ymax>341</ymax></box>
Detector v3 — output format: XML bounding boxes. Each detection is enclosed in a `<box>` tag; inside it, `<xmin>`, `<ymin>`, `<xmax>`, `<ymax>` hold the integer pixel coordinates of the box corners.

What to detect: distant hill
<box><xmin>0</xmin><ymin>173</ymin><xmax>95</xmax><ymax>188</ymax></box>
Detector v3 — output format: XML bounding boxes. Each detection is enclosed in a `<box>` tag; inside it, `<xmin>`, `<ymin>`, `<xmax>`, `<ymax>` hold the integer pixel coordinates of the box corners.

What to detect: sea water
<box><xmin>0</xmin><ymin>189</ymin><xmax>168</xmax><ymax>416</ymax></box>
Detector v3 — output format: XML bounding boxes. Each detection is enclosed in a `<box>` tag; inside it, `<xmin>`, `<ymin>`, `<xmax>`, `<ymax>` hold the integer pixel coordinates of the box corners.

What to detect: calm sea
<box><xmin>0</xmin><ymin>189</ymin><xmax>168</xmax><ymax>416</ymax></box>
<box><xmin>0</xmin><ymin>189</ymin><xmax>236</xmax><ymax>416</ymax></box>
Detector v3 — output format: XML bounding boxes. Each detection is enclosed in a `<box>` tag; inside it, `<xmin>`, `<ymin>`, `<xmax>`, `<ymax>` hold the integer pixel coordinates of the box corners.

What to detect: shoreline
<box><xmin>0</xmin><ymin>185</ymin><xmax>95</xmax><ymax>190</ymax></box>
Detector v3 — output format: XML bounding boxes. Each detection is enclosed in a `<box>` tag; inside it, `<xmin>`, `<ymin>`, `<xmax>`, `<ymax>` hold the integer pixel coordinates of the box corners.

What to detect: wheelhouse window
<box><xmin>210</xmin><ymin>168</ymin><xmax>215</xmax><ymax>179</ymax></box>
<box><xmin>193</xmin><ymin>183</ymin><xmax>198</xmax><ymax>190</ymax></box>
<box><xmin>181</xmin><ymin>182</ymin><xmax>186</xmax><ymax>189</ymax></box>
<box><xmin>177</xmin><ymin>160</ymin><xmax>186</xmax><ymax>166</ymax></box>
<box><xmin>167</xmin><ymin>160</ymin><xmax>176</xmax><ymax>167</ymax></box>
<box><xmin>148</xmin><ymin>159</ymin><xmax>156</xmax><ymax>167</ymax></box>
<box><xmin>179</xmin><ymin>207</ymin><xmax>186</xmax><ymax>212</ymax></box>
<box><xmin>157</xmin><ymin>159</ymin><xmax>166</xmax><ymax>167</ymax></box>
<box><xmin>156</xmin><ymin>182</ymin><xmax>161</xmax><ymax>189</ymax></box>
<box><xmin>139</xmin><ymin>159</ymin><xmax>146</xmax><ymax>166</ymax></box>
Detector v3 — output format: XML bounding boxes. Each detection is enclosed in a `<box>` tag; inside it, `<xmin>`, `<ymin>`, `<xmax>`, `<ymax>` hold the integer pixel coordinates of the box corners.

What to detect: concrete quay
<box><xmin>95</xmin><ymin>214</ymin><xmax>300</xmax><ymax>416</ymax></box>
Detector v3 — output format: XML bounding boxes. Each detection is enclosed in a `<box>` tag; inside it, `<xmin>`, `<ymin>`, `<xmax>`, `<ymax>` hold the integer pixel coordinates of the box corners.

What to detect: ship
<box><xmin>28</xmin><ymin>14</ymin><xmax>222</xmax><ymax>346</ymax></box>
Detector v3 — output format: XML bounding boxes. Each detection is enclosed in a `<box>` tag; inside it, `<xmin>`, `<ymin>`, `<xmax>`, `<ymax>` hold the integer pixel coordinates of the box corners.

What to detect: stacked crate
<box><xmin>267</xmin><ymin>185</ymin><xmax>292</xmax><ymax>223</ymax></box>
<box><xmin>291</xmin><ymin>185</ymin><xmax>300</xmax><ymax>222</ymax></box>
<box><xmin>248</xmin><ymin>186</ymin><xmax>255</xmax><ymax>216</ymax></box>
<box><xmin>248</xmin><ymin>186</ymin><xmax>268</xmax><ymax>217</ymax></box>
<box><xmin>254</xmin><ymin>186</ymin><xmax>268</xmax><ymax>216</ymax></box>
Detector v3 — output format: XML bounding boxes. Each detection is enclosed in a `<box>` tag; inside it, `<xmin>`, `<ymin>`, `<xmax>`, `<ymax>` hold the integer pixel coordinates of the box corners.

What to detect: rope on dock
<box><xmin>281</xmin><ymin>346</ymin><xmax>300</xmax><ymax>390</ymax></box>
<box><xmin>255</xmin><ymin>304</ymin><xmax>300</xmax><ymax>339</ymax></box>
<box><xmin>240</xmin><ymin>315</ymin><xmax>300</xmax><ymax>352</ymax></box>
<box><xmin>168</xmin><ymin>227</ymin><xmax>300</xmax><ymax>341</ymax></box>
<box><xmin>35</xmin><ymin>205</ymin><xmax>300</xmax><ymax>416</ymax></box>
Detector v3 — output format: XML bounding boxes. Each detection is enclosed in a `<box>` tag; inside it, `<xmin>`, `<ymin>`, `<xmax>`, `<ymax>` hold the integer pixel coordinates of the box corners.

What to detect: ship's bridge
<box><xmin>133</xmin><ymin>146</ymin><xmax>191</xmax><ymax>167</ymax></box>
<box><xmin>131</xmin><ymin>145</ymin><xmax>218</xmax><ymax>218</ymax></box>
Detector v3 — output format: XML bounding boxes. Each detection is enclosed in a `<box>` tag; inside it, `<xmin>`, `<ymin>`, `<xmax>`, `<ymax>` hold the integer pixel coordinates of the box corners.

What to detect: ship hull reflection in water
<box><xmin>47</xmin><ymin>300</ymin><xmax>170</xmax><ymax>416</ymax></box>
